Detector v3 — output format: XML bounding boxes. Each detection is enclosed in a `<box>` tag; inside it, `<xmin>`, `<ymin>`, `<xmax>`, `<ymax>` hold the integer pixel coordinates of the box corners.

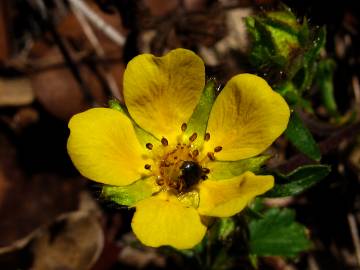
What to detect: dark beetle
<box><xmin>179</xmin><ymin>161</ymin><xmax>203</xmax><ymax>188</ymax></box>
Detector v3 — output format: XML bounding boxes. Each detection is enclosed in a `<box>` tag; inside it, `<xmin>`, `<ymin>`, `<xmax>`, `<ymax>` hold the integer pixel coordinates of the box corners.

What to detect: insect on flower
<box><xmin>67</xmin><ymin>48</ymin><xmax>290</xmax><ymax>249</ymax></box>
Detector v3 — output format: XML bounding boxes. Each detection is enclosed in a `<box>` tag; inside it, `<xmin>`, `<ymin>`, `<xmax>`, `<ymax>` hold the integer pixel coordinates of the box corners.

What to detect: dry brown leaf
<box><xmin>30</xmin><ymin>48</ymin><xmax>107</xmax><ymax>120</ymax></box>
<box><xmin>31</xmin><ymin>211</ymin><xmax>104</xmax><ymax>270</ymax></box>
<box><xmin>0</xmin><ymin>77</ymin><xmax>34</xmax><ymax>106</ymax></box>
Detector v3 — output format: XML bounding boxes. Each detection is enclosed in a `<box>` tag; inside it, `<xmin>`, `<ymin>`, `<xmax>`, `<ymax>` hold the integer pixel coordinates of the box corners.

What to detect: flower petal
<box><xmin>67</xmin><ymin>108</ymin><xmax>149</xmax><ymax>186</ymax></box>
<box><xmin>131</xmin><ymin>192</ymin><xmax>207</xmax><ymax>249</ymax></box>
<box><xmin>204</xmin><ymin>74</ymin><xmax>290</xmax><ymax>160</ymax></box>
<box><xmin>198</xmin><ymin>172</ymin><xmax>274</xmax><ymax>217</ymax></box>
<box><xmin>124</xmin><ymin>48</ymin><xmax>205</xmax><ymax>142</ymax></box>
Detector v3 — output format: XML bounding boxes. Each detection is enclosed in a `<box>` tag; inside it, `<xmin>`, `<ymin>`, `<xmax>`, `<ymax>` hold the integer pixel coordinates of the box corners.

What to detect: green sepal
<box><xmin>108</xmin><ymin>99</ymin><xmax>125</xmax><ymax>113</ymax></box>
<box><xmin>263</xmin><ymin>18</ymin><xmax>300</xmax><ymax>59</ymax></box>
<box><xmin>316</xmin><ymin>58</ymin><xmax>338</xmax><ymax>117</ymax></box>
<box><xmin>246</xmin><ymin>7</ymin><xmax>300</xmax><ymax>68</ymax></box>
<box><xmin>304</xmin><ymin>26</ymin><xmax>326</xmax><ymax>65</ymax></box>
<box><xmin>207</xmin><ymin>155</ymin><xmax>270</xmax><ymax>180</ymax></box>
<box><xmin>285</xmin><ymin>111</ymin><xmax>321</xmax><ymax>161</ymax></box>
<box><xmin>101</xmin><ymin>177</ymin><xmax>158</xmax><ymax>207</ymax></box>
<box><xmin>108</xmin><ymin>99</ymin><xmax>159</xmax><ymax>147</ymax></box>
<box><xmin>249</xmin><ymin>208</ymin><xmax>312</xmax><ymax>258</ymax></box>
<box><xmin>266</xmin><ymin>8</ymin><xmax>299</xmax><ymax>31</ymax></box>
<box><xmin>266</xmin><ymin>164</ymin><xmax>330</xmax><ymax>197</ymax></box>
<box><xmin>298</xmin><ymin>17</ymin><xmax>310</xmax><ymax>46</ymax></box>
<box><xmin>184</xmin><ymin>78</ymin><xmax>216</xmax><ymax>147</ymax></box>
<box><xmin>245</xmin><ymin>16</ymin><xmax>279</xmax><ymax>68</ymax></box>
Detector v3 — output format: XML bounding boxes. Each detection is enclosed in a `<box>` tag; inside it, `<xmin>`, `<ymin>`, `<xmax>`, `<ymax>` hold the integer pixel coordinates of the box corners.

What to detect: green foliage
<box><xmin>212</xmin><ymin>217</ymin><xmax>236</xmax><ymax>241</ymax></box>
<box><xmin>245</xmin><ymin>5</ymin><xmax>336</xmax><ymax>113</ymax></box>
<box><xmin>266</xmin><ymin>164</ymin><xmax>331</xmax><ymax>197</ymax></box>
<box><xmin>316</xmin><ymin>59</ymin><xmax>338</xmax><ymax>117</ymax></box>
<box><xmin>285</xmin><ymin>111</ymin><xmax>321</xmax><ymax>161</ymax></box>
<box><xmin>249</xmin><ymin>208</ymin><xmax>312</xmax><ymax>258</ymax></box>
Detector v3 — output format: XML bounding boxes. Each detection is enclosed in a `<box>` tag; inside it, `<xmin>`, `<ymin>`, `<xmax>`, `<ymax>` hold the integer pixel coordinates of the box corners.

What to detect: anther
<box><xmin>204</xmin><ymin>132</ymin><xmax>210</xmax><ymax>141</ymax></box>
<box><xmin>207</xmin><ymin>152</ymin><xmax>215</xmax><ymax>161</ymax></box>
<box><xmin>202</xmin><ymin>168</ymin><xmax>210</xmax><ymax>174</ymax></box>
<box><xmin>189</xmin><ymin>133</ymin><xmax>197</xmax><ymax>142</ymax></box>
<box><xmin>144</xmin><ymin>164</ymin><xmax>151</xmax><ymax>170</ymax></box>
<box><xmin>192</xmin><ymin>149</ymin><xmax>199</xmax><ymax>157</ymax></box>
<box><xmin>146</xmin><ymin>143</ymin><xmax>153</xmax><ymax>150</ymax></box>
<box><xmin>156</xmin><ymin>178</ymin><xmax>164</xmax><ymax>185</ymax></box>
<box><xmin>169</xmin><ymin>181</ymin><xmax>180</xmax><ymax>189</ymax></box>
<box><xmin>161</xmin><ymin>137</ymin><xmax>168</xmax><ymax>146</ymax></box>
<box><xmin>214</xmin><ymin>146</ymin><xmax>223</xmax><ymax>152</ymax></box>
<box><xmin>181</xmin><ymin>123</ymin><xmax>187</xmax><ymax>132</ymax></box>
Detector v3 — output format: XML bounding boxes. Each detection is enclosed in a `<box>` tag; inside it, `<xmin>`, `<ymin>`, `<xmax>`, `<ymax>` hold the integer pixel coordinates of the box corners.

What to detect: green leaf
<box><xmin>213</xmin><ymin>218</ymin><xmax>236</xmax><ymax>241</ymax></box>
<box><xmin>249</xmin><ymin>208</ymin><xmax>312</xmax><ymax>258</ymax></box>
<box><xmin>304</xmin><ymin>26</ymin><xmax>326</xmax><ymax>65</ymax></box>
<box><xmin>266</xmin><ymin>164</ymin><xmax>331</xmax><ymax>197</ymax></box>
<box><xmin>207</xmin><ymin>155</ymin><xmax>270</xmax><ymax>180</ymax></box>
<box><xmin>285</xmin><ymin>111</ymin><xmax>321</xmax><ymax>161</ymax></box>
<box><xmin>185</xmin><ymin>78</ymin><xmax>216</xmax><ymax>148</ymax></box>
<box><xmin>316</xmin><ymin>59</ymin><xmax>338</xmax><ymax>117</ymax></box>
<box><xmin>102</xmin><ymin>178</ymin><xmax>157</xmax><ymax>206</ymax></box>
<box><xmin>298</xmin><ymin>18</ymin><xmax>310</xmax><ymax>46</ymax></box>
<box><xmin>275</xmin><ymin>81</ymin><xmax>300</xmax><ymax>105</ymax></box>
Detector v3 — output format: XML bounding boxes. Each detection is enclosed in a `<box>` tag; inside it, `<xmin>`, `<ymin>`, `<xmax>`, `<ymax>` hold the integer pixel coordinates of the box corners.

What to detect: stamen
<box><xmin>204</xmin><ymin>132</ymin><xmax>210</xmax><ymax>141</ymax></box>
<box><xmin>146</xmin><ymin>143</ymin><xmax>153</xmax><ymax>150</ymax></box>
<box><xmin>189</xmin><ymin>133</ymin><xmax>197</xmax><ymax>142</ymax></box>
<box><xmin>201</xmin><ymin>175</ymin><xmax>208</xmax><ymax>180</ymax></box>
<box><xmin>192</xmin><ymin>149</ymin><xmax>199</xmax><ymax>157</ymax></box>
<box><xmin>181</xmin><ymin>123</ymin><xmax>187</xmax><ymax>132</ymax></box>
<box><xmin>169</xmin><ymin>181</ymin><xmax>180</xmax><ymax>189</ymax></box>
<box><xmin>161</xmin><ymin>137</ymin><xmax>168</xmax><ymax>146</ymax></box>
<box><xmin>144</xmin><ymin>164</ymin><xmax>151</xmax><ymax>170</ymax></box>
<box><xmin>202</xmin><ymin>168</ymin><xmax>210</xmax><ymax>174</ymax></box>
<box><xmin>214</xmin><ymin>146</ymin><xmax>223</xmax><ymax>152</ymax></box>
<box><xmin>156</xmin><ymin>178</ymin><xmax>164</xmax><ymax>185</ymax></box>
<box><xmin>207</xmin><ymin>152</ymin><xmax>215</xmax><ymax>161</ymax></box>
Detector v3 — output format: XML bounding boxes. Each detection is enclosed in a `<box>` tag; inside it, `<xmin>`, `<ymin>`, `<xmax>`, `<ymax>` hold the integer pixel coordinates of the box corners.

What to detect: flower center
<box><xmin>143</xmin><ymin>123</ymin><xmax>222</xmax><ymax>193</ymax></box>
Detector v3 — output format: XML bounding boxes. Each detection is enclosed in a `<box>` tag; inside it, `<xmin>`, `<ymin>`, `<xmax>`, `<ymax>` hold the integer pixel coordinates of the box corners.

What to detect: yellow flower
<box><xmin>67</xmin><ymin>49</ymin><xmax>290</xmax><ymax>249</ymax></box>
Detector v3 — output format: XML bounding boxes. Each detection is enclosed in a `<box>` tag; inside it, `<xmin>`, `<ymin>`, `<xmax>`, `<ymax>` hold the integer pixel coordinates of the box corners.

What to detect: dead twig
<box><xmin>31</xmin><ymin>0</ymin><xmax>94</xmax><ymax>104</ymax></box>
<box><xmin>67</xmin><ymin>0</ymin><xmax>126</xmax><ymax>46</ymax></box>
<box><xmin>347</xmin><ymin>213</ymin><xmax>360</xmax><ymax>267</ymax></box>
<box><xmin>71</xmin><ymin>5</ymin><xmax>122</xmax><ymax>100</ymax></box>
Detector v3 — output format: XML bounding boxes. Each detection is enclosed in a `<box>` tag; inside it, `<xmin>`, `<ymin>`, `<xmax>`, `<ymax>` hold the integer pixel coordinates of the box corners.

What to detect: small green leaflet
<box><xmin>249</xmin><ymin>208</ymin><xmax>311</xmax><ymax>258</ymax></box>
<box><xmin>285</xmin><ymin>111</ymin><xmax>321</xmax><ymax>161</ymax></box>
<box><xmin>266</xmin><ymin>164</ymin><xmax>331</xmax><ymax>197</ymax></box>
